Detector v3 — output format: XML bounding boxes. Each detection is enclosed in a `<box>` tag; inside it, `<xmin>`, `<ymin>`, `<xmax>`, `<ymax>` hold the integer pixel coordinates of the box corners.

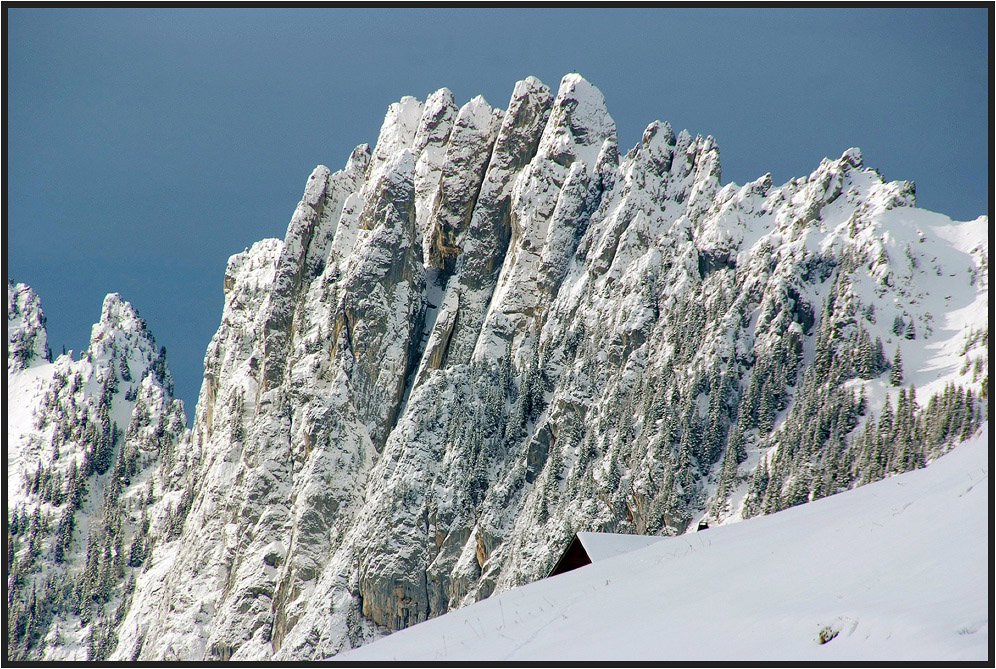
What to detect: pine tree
<box><xmin>873</xmin><ymin>337</ymin><xmax>888</xmax><ymax>374</ymax></box>
<box><xmin>758</xmin><ymin>374</ymin><xmax>777</xmax><ymax>434</ymax></box>
<box><xmin>813</xmin><ymin>323</ymin><xmax>832</xmax><ymax>379</ymax></box>
<box><xmin>856</xmin><ymin>385</ymin><xmax>867</xmax><ymax>415</ymax></box>
<box><xmin>738</xmin><ymin>370</ymin><xmax>761</xmax><ymax>431</ymax></box>
<box><xmin>67</xmin><ymin>460</ymin><xmax>87</xmax><ymax>510</ymax></box>
<box><xmin>864</xmin><ymin>303</ymin><xmax>876</xmax><ymax>323</ymax></box>
<box><xmin>714</xmin><ymin>427</ymin><xmax>745</xmax><ymax>504</ymax></box>
<box><xmin>86</xmin><ymin>623</ymin><xmax>99</xmax><ymax>661</ymax></box>
<box><xmin>31</xmin><ymin>463</ymin><xmax>43</xmax><ymax>496</ymax></box>
<box><xmin>119</xmin><ymin>356</ymin><xmax>132</xmax><ymax>381</ymax></box>
<box><xmin>856</xmin><ymin>326</ymin><xmax>874</xmax><ymax>378</ymax></box>
<box><xmin>11</xmin><ymin>506</ymin><xmax>23</xmax><ymax>535</ymax></box>
<box><xmin>127</xmin><ymin>532</ymin><xmax>145</xmax><ymax>568</ymax></box>
<box><xmin>904</xmin><ymin>319</ymin><xmax>916</xmax><ymax>340</ymax></box>
<box><xmin>54</xmin><ymin>506</ymin><xmax>75</xmax><ymax>564</ymax></box>
<box><xmin>889</xmin><ymin>346</ymin><xmax>904</xmax><ymax>386</ymax></box>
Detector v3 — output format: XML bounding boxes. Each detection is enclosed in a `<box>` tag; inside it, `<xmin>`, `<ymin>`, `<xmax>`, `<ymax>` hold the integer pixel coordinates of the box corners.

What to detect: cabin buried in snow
<box><xmin>548</xmin><ymin>532</ymin><xmax>666</xmax><ymax>577</ymax></box>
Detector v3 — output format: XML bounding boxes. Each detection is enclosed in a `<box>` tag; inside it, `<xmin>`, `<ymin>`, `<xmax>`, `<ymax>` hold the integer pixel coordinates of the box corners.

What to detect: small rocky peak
<box><xmin>424</xmin><ymin>96</ymin><xmax>500</xmax><ymax>271</ymax></box>
<box><xmin>538</xmin><ymin>73</ymin><xmax>617</xmax><ymax>172</ymax></box>
<box><xmin>505</xmin><ymin>76</ymin><xmax>553</xmax><ymax>124</ymax></box>
<box><xmin>90</xmin><ymin>294</ymin><xmax>152</xmax><ymax>357</ymax></box>
<box><xmin>7</xmin><ymin>279</ymin><xmax>50</xmax><ymax>371</ymax></box>
<box><xmin>746</xmin><ymin>172</ymin><xmax>774</xmax><ymax>198</ymax></box>
<box><xmin>302</xmin><ymin>165</ymin><xmax>332</xmax><ymax>209</ymax></box>
<box><xmin>413</xmin><ymin>88</ymin><xmax>457</xmax><ymax>157</ymax></box>
<box><xmin>693</xmin><ymin>135</ymin><xmax>722</xmax><ymax>183</ymax></box>
<box><xmin>446</xmin><ymin>95</ymin><xmax>501</xmax><ymax>156</ymax></box>
<box><xmin>634</xmin><ymin>120</ymin><xmax>677</xmax><ymax>175</ymax></box>
<box><xmin>369</xmin><ymin>95</ymin><xmax>425</xmax><ymax>172</ymax></box>
<box><xmin>895</xmin><ymin>180</ymin><xmax>916</xmax><ymax>207</ymax></box>
<box><xmin>346</xmin><ymin>144</ymin><xmax>372</xmax><ymax>175</ymax></box>
<box><xmin>796</xmin><ymin>147</ymin><xmax>873</xmax><ymax>215</ymax></box>
<box><xmin>489</xmin><ymin>76</ymin><xmax>554</xmax><ymax>171</ymax></box>
<box><xmin>87</xmin><ymin>292</ymin><xmax>173</xmax><ymax>394</ymax></box>
<box><xmin>669</xmin><ymin>132</ymin><xmax>721</xmax><ymax>190</ymax></box>
<box><xmin>596</xmin><ymin>136</ymin><xmax>620</xmax><ymax>169</ymax></box>
<box><xmin>519</xmin><ymin>75</ymin><xmax>545</xmax><ymax>89</ymax></box>
<box><xmin>840</xmin><ymin>147</ymin><xmax>863</xmax><ymax>169</ymax></box>
<box><xmin>98</xmin><ymin>293</ymin><xmax>148</xmax><ymax>334</ymax></box>
<box><xmin>671</xmin><ymin>129</ymin><xmax>695</xmax><ymax>176</ymax></box>
<box><xmin>813</xmin><ymin>147</ymin><xmax>863</xmax><ymax>182</ymax></box>
<box><xmin>276</xmin><ymin>165</ymin><xmax>331</xmax><ymax>274</ymax></box>
<box><xmin>456</xmin><ymin>95</ymin><xmax>496</xmax><ymax>131</ymax></box>
<box><xmin>683</xmin><ymin>135</ymin><xmax>723</xmax><ymax>219</ymax></box>
<box><xmin>643</xmin><ymin>119</ymin><xmax>676</xmax><ymax>147</ymax></box>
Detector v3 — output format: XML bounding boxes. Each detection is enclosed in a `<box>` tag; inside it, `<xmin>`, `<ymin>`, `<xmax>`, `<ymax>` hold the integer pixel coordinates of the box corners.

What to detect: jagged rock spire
<box><xmin>7</xmin><ymin>279</ymin><xmax>50</xmax><ymax>371</ymax></box>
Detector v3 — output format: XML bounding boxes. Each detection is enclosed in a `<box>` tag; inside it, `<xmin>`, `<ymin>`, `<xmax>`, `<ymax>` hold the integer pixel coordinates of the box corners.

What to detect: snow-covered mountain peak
<box><xmin>8</xmin><ymin>279</ymin><xmax>50</xmax><ymax>372</ymax></box>
<box><xmin>369</xmin><ymin>95</ymin><xmax>424</xmax><ymax>178</ymax></box>
<box><xmin>638</xmin><ymin>120</ymin><xmax>677</xmax><ymax>167</ymax></box>
<box><xmin>491</xmin><ymin>76</ymin><xmax>553</xmax><ymax>163</ymax></box>
<box><xmin>95</xmin><ymin>292</ymin><xmax>145</xmax><ymax>332</ymax></box>
<box><xmin>412</xmin><ymin>88</ymin><xmax>456</xmax><ymax>158</ymax></box>
<box><xmin>345</xmin><ymin>143</ymin><xmax>372</xmax><ymax>174</ymax></box>
<box><xmin>84</xmin><ymin>293</ymin><xmax>170</xmax><ymax>391</ymax></box>
<box><xmin>510</xmin><ymin>75</ymin><xmax>552</xmax><ymax>107</ymax></box>
<box><xmin>7</xmin><ymin>281</ymin><xmax>188</xmax><ymax>662</ymax></box>
<box><xmin>90</xmin><ymin>293</ymin><xmax>156</xmax><ymax>350</ymax></box>
<box><xmin>301</xmin><ymin>165</ymin><xmax>332</xmax><ymax>208</ymax></box>
<box><xmin>457</xmin><ymin>94</ymin><xmax>496</xmax><ymax>128</ymax></box>
<box><xmin>840</xmin><ymin>146</ymin><xmax>863</xmax><ymax>168</ymax></box>
<box><xmin>538</xmin><ymin>73</ymin><xmax>617</xmax><ymax>172</ymax></box>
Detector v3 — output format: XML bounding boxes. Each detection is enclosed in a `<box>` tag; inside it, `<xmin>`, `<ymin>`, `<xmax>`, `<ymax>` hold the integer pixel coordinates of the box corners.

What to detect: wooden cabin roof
<box><xmin>548</xmin><ymin>532</ymin><xmax>667</xmax><ymax>577</ymax></box>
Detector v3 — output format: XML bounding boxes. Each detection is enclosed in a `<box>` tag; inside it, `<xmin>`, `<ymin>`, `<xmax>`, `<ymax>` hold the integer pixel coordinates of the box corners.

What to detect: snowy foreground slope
<box><xmin>344</xmin><ymin>427</ymin><xmax>989</xmax><ymax>661</ymax></box>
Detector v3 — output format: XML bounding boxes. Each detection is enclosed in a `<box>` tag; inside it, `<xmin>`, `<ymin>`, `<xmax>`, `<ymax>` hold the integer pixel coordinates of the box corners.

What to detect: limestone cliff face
<box><xmin>433</xmin><ymin>75</ymin><xmax>554</xmax><ymax>372</ymax></box>
<box><xmin>94</xmin><ymin>74</ymin><xmax>986</xmax><ymax>661</ymax></box>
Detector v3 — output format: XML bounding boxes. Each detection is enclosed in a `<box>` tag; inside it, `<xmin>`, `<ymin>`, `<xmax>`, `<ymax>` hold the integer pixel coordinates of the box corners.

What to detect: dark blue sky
<box><xmin>7</xmin><ymin>8</ymin><xmax>989</xmax><ymax>420</ymax></box>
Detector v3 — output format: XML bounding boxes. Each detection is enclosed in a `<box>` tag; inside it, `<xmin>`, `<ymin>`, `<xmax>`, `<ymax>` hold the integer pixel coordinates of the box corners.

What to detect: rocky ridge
<box><xmin>118</xmin><ymin>74</ymin><xmax>989</xmax><ymax>661</ymax></box>
<box><xmin>7</xmin><ymin>73</ymin><xmax>988</xmax><ymax>661</ymax></box>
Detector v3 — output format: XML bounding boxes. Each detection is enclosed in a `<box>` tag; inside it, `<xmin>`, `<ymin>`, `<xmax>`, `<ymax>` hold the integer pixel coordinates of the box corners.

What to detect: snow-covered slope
<box><xmin>343</xmin><ymin>426</ymin><xmax>989</xmax><ymax>661</ymax></box>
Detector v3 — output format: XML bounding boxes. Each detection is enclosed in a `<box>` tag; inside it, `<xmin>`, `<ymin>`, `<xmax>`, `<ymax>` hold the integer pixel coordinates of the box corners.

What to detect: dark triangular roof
<box><xmin>548</xmin><ymin>534</ymin><xmax>592</xmax><ymax>577</ymax></box>
<box><xmin>548</xmin><ymin>532</ymin><xmax>667</xmax><ymax>577</ymax></box>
